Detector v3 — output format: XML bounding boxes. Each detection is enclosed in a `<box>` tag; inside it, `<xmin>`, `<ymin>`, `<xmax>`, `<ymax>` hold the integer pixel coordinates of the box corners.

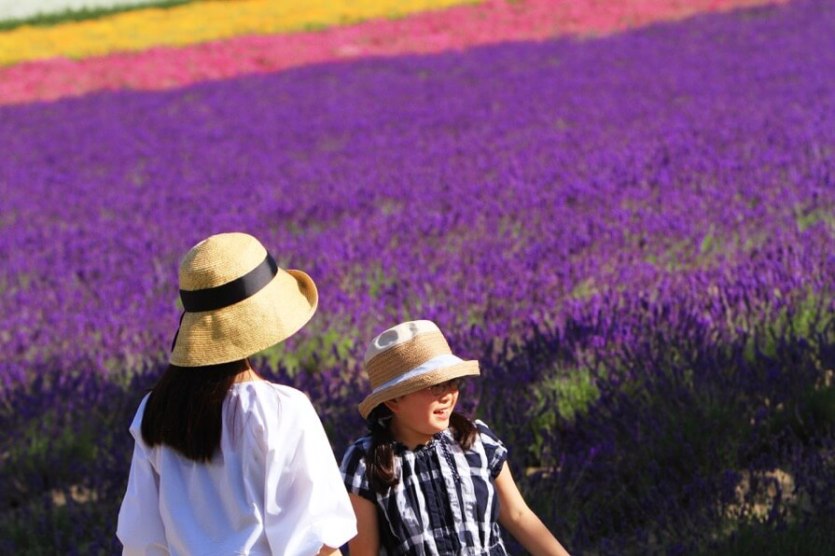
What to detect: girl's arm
<box><xmin>346</xmin><ymin>493</ymin><xmax>381</xmax><ymax>556</ymax></box>
<box><xmin>495</xmin><ymin>463</ymin><xmax>571</xmax><ymax>556</ymax></box>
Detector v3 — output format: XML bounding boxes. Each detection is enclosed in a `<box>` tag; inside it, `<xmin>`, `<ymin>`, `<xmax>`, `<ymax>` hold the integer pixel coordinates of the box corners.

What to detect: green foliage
<box><xmin>764</xmin><ymin>383</ymin><xmax>835</xmax><ymax>442</ymax></box>
<box><xmin>3</xmin><ymin>411</ymin><xmax>98</xmax><ymax>501</ymax></box>
<box><xmin>0</xmin><ymin>0</ymin><xmax>196</xmax><ymax>31</ymax></box>
<box><xmin>301</xmin><ymin>22</ymin><xmax>328</xmax><ymax>32</ymax></box>
<box><xmin>569</xmin><ymin>278</ymin><xmax>598</xmax><ymax>300</ymax></box>
<box><xmin>526</xmin><ymin>365</ymin><xmax>599</xmax><ymax>463</ymax></box>
<box><xmin>0</xmin><ymin>494</ymin><xmax>121</xmax><ymax>556</ymax></box>
<box><xmin>707</xmin><ymin>516</ymin><xmax>835</xmax><ymax>556</ymax></box>
<box><xmin>743</xmin><ymin>288</ymin><xmax>827</xmax><ymax>363</ymax></box>
<box><xmin>366</xmin><ymin>264</ymin><xmax>396</xmax><ymax>300</ymax></box>
<box><xmin>504</xmin><ymin>288</ymin><xmax>835</xmax><ymax>552</ymax></box>
<box><xmin>794</xmin><ymin>204</ymin><xmax>835</xmax><ymax>233</ymax></box>
<box><xmin>257</xmin><ymin>326</ymin><xmax>357</xmax><ymax>378</ymax></box>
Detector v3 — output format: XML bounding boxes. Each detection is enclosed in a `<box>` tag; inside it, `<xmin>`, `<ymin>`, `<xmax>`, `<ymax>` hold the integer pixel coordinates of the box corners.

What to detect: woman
<box><xmin>117</xmin><ymin>232</ymin><xmax>356</xmax><ymax>555</ymax></box>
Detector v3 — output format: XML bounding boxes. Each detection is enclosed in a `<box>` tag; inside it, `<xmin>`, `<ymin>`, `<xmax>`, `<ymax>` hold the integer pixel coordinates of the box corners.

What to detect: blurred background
<box><xmin>0</xmin><ymin>0</ymin><xmax>833</xmax><ymax>554</ymax></box>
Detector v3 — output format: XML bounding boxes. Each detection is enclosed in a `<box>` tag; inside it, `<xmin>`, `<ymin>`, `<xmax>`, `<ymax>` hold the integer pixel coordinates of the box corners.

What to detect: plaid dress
<box><xmin>340</xmin><ymin>420</ymin><xmax>509</xmax><ymax>555</ymax></box>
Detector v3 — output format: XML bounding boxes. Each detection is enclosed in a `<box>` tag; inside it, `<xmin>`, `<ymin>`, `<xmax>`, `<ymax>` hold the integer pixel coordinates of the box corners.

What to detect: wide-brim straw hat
<box><xmin>357</xmin><ymin>320</ymin><xmax>480</xmax><ymax>419</ymax></box>
<box><xmin>170</xmin><ymin>232</ymin><xmax>318</xmax><ymax>367</ymax></box>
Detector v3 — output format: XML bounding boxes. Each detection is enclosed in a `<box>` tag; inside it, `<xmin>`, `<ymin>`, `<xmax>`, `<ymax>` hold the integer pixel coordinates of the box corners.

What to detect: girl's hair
<box><xmin>141</xmin><ymin>359</ymin><xmax>250</xmax><ymax>462</ymax></box>
<box><xmin>366</xmin><ymin>404</ymin><xmax>478</xmax><ymax>493</ymax></box>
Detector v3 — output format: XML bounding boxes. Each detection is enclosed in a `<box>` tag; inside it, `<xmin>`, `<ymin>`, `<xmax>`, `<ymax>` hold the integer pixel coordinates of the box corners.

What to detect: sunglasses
<box><xmin>427</xmin><ymin>378</ymin><xmax>464</xmax><ymax>397</ymax></box>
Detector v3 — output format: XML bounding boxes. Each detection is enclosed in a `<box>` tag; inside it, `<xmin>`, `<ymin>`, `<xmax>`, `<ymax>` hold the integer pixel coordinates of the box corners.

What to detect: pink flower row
<box><xmin>0</xmin><ymin>0</ymin><xmax>782</xmax><ymax>106</ymax></box>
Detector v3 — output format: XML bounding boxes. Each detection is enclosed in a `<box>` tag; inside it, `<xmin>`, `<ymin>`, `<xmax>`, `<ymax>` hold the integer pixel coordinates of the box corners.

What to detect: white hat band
<box><xmin>370</xmin><ymin>353</ymin><xmax>464</xmax><ymax>395</ymax></box>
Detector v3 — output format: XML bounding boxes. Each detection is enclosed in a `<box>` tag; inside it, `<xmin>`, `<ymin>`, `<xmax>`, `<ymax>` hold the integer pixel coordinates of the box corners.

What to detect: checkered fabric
<box><xmin>341</xmin><ymin>420</ymin><xmax>509</xmax><ymax>555</ymax></box>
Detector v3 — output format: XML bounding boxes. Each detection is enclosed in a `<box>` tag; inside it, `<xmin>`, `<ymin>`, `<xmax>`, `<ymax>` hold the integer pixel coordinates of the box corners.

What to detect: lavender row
<box><xmin>479</xmin><ymin>277</ymin><xmax>834</xmax><ymax>552</ymax></box>
<box><xmin>1</xmin><ymin>257</ymin><xmax>831</xmax><ymax>552</ymax></box>
<box><xmin>1</xmin><ymin>0</ymin><xmax>833</xmax><ymax>381</ymax></box>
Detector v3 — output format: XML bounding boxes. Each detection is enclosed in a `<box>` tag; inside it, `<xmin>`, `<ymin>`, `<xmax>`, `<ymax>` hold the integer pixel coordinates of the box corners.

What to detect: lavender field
<box><xmin>1</xmin><ymin>0</ymin><xmax>834</xmax><ymax>553</ymax></box>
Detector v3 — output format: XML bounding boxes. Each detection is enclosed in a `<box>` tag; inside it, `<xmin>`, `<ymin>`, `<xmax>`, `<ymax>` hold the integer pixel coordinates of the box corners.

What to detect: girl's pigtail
<box><xmin>450</xmin><ymin>412</ymin><xmax>477</xmax><ymax>450</ymax></box>
<box><xmin>367</xmin><ymin>406</ymin><xmax>399</xmax><ymax>493</ymax></box>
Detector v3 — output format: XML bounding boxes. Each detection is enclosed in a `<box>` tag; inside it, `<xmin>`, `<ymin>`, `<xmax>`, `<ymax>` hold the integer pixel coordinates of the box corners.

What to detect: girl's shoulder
<box><xmin>339</xmin><ymin>434</ymin><xmax>373</xmax><ymax>478</ymax></box>
<box><xmin>472</xmin><ymin>419</ymin><xmax>504</xmax><ymax>445</ymax></box>
<box><xmin>343</xmin><ymin>434</ymin><xmax>374</xmax><ymax>457</ymax></box>
<box><xmin>469</xmin><ymin>420</ymin><xmax>508</xmax><ymax>477</ymax></box>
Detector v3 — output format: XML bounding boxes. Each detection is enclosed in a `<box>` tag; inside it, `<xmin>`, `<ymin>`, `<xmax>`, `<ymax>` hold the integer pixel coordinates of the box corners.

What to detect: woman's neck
<box><xmin>233</xmin><ymin>368</ymin><xmax>261</xmax><ymax>383</ymax></box>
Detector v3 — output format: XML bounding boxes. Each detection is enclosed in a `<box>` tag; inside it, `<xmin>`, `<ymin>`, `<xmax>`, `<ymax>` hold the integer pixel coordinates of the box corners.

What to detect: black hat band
<box><xmin>179</xmin><ymin>254</ymin><xmax>278</xmax><ymax>313</ymax></box>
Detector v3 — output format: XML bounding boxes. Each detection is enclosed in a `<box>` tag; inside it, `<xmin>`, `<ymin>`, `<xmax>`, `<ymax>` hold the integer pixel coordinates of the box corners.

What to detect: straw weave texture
<box><xmin>358</xmin><ymin>360</ymin><xmax>479</xmax><ymax>419</ymax></box>
<box><xmin>170</xmin><ymin>233</ymin><xmax>318</xmax><ymax>367</ymax></box>
<box><xmin>358</xmin><ymin>319</ymin><xmax>480</xmax><ymax>418</ymax></box>
<box><xmin>365</xmin><ymin>331</ymin><xmax>451</xmax><ymax>388</ymax></box>
<box><xmin>179</xmin><ymin>234</ymin><xmax>266</xmax><ymax>290</ymax></box>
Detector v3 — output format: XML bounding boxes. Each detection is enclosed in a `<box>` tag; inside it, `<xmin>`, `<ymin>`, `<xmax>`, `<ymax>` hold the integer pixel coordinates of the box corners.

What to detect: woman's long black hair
<box><xmin>140</xmin><ymin>359</ymin><xmax>250</xmax><ymax>462</ymax></box>
<box><xmin>365</xmin><ymin>404</ymin><xmax>478</xmax><ymax>493</ymax></box>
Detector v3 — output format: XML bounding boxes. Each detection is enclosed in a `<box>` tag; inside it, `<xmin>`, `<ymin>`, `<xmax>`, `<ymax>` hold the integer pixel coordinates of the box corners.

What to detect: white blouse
<box><xmin>117</xmin><ymin>381</ymin><xmax>357</xmax><ymax>555</ymax></box>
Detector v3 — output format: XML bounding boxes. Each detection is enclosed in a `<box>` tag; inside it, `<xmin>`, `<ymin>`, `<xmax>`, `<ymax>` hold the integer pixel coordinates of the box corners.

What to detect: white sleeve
<box><xmin>263</xmin><ymin>392</ymin><xmax>357</xmax><ymax>555</ymax></box>
<box><xmin>116</xmin><ymin>405</ymin><xmax>169</xmax><ymax>555</ymax></box>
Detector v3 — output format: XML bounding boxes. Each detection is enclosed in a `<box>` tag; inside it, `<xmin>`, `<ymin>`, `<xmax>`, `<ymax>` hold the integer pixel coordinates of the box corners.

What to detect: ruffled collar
<box><xmin>392</xmin><ymin>430</ymin><xmax>449</xmax><ymax>455</ymax></box>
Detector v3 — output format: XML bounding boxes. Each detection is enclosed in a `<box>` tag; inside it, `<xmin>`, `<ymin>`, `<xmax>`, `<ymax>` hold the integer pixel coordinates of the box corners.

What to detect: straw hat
<box><xmin>357</xmin><ymin>320</ymin><xmax>480</xmax><ymax>419</ymax></box>
<box><xmin>170</xmin><ymin>232</ymin><xmax>318</xmax><ymax>367</ymax></box>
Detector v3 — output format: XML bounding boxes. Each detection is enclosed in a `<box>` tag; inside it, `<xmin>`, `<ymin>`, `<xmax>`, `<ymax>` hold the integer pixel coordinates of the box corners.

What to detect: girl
<box><xmin>117</xmin><ymin>232</ymin><xmax>356</xmax><ymax>555</ymax></box>
<box><xmin>340</xmin><ymin>320</ymin><xmax>570</xmax><ymax>555</ymax></box>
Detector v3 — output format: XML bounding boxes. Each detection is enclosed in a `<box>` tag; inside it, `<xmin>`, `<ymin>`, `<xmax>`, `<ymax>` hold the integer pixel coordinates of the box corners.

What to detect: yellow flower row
<box><xmin>0</xmin><ymin>0</ymin><xmax>480</xmax><ymax>67</ymax></box>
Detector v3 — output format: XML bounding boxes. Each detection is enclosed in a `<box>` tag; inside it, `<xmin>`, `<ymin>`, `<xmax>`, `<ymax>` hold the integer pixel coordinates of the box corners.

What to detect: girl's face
<box><xmin>385</xmin><ymin>379</ymin><xmax>461</xmax><ymax>449</ymax></box>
